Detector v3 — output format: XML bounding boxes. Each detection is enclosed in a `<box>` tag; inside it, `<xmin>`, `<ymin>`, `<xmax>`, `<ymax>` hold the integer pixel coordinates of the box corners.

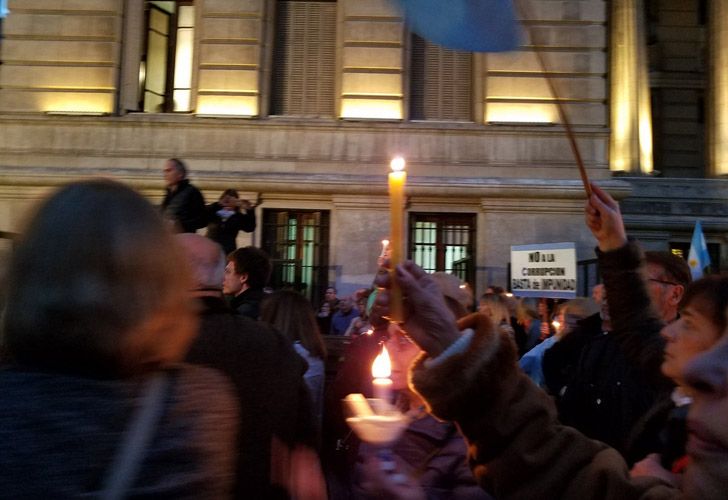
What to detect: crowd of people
<box><xmin>0</xmin><ymin>159</ymin><xmax>726</xmax><ymax>499</ymax></box>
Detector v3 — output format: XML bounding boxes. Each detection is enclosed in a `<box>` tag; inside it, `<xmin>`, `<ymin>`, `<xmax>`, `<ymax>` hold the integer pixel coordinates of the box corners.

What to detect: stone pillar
<box><xmin>708</xmin><ymin>0</ymin><xmax>728</xmax><ymax>176</ymax></box>
<box><xmin>609</xmin><ymin>0</ymin><xmax>653</xmax><ymax>174</ymax></box>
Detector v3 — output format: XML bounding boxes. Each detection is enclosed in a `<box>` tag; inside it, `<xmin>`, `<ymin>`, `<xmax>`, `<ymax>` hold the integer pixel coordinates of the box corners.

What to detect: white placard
<box><xmin>510</xmin><ymin>242</ymin><xmax>577</xmax><ymax>299</ymax></box>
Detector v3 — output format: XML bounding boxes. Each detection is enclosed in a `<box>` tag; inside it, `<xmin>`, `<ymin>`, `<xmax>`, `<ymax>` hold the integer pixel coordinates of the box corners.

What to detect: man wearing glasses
<box><xmin>642</xmin><ymin>251</ymin><xmax>691</xmax><ymax>324</ymax></box>
<box><xmin>543</xmin><ymin>248</ymin><xmax>690</xmax><ymax>459</ymax></box>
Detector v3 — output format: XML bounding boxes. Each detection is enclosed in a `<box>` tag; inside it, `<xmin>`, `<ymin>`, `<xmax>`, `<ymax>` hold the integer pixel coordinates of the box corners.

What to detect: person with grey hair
<box><xmin>161</xmin><ymin>157</ymin><xmax>207</xmax><ymax>233</ymax></box>
<box><xmin>0</xmin><ymin>179</ymin><xmax>238</xmax><ymax>498</ymax></box>
<box><xmin>177</xmin><ymin>234</ymin><xmax>324</xmax><ymax>499</ymax></box>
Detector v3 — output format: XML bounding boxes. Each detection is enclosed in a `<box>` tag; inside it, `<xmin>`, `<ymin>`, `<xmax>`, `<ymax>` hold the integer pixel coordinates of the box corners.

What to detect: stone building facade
<box><xmin>0</xmin><ymin>0</ymin><xmax>726</xmax><ymax>304</ymax></box>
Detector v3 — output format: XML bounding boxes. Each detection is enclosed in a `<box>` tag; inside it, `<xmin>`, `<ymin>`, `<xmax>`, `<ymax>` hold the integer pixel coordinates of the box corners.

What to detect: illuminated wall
<box><xmin>196</xmin><ymin>0</ymin><xmax>263</xmax><ymax>116</ymax></box>
<box><xmin>339</xmin><ymin>0</ymin><xmax>403</xmax><ymax>120</ymax></box>
<box><xmin>483</xmin><ymin>2</ymin><xmax>607</xmax><ymax>128</ymax></box>
<box><xmin>709</xmin><ymin>0</ymin><xmax>728</xmax><ymax>176</ymax></box>
<box><xmin>0</xmin><ymin>0</ymin><xmax>611</xmax><ymax>179</ymax></box>
<box><xmin>609</xmin><ymin>0</ymin><xmax>653</xmax><ymax>174</ymax></box>
<box><xmin>0</xmin><ymin>0</ymin><xmax>119</xmax><ymax>114</ymax></box>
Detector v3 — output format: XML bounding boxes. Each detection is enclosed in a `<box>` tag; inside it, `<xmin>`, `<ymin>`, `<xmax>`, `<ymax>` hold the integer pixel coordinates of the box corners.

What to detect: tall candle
<box><xmin>371</xmin><ymin>344</ymin><xmax>393</xmax><ymax>402</ymax></box>
<box><xmin>388</xmin><ymin>157</ymin><xmax>406</xmax><ymax>323</ymax></box>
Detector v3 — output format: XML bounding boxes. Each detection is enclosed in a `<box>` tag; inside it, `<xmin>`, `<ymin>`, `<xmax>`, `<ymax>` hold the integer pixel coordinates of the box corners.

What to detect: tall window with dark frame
<box><xmin>409</xmin><ymin>34</ymin><xmax>473</xmax><ymax>121</ymax></box>
<box><xmin>262</xmin><ymin>209</ymin><xmax>331</xmax><ymax>305</ymax></box>
<box><xmin>409</xmin><ymin>213</ymin><xmax>476</xmax><ymax>285</ymax></box>
<box><xmin>270</xmin><ymin>0</ymin><xmax>336</xmax><ymax>116</ymax></box>
<box><xmin>140</xmin><ymin>1</ymin><xmax>194</xmax><ymax>113</ymax></box>
<box><xmin>645</xmin><ymin>0</ymin><xmax>706</xmax><ymax>177</ymax></box>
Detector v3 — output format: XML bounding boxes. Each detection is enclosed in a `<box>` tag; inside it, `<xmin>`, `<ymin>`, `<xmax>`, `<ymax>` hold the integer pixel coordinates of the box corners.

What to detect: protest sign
<box><xmin>510</xmin><ymin>242</ymin><xmax>577</xmax><ymax>299</ymax></box>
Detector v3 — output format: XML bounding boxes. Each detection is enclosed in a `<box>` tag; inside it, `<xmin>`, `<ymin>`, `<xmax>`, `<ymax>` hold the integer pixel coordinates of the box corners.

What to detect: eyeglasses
<box><xmin>648</xmin><ymin>278</ymin><xmax>679</xmax><ymax>287</ymax></box>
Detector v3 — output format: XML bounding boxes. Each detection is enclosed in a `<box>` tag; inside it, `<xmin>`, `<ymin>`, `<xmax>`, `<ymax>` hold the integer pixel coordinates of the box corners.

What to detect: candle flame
<box><xmin>372</xmin><ymin>345</ymin><xmax>392</xmax><ymax>378</ymax></box>
<box><xmin>390</xmin><ymin>156</ymin><xmax>406</xmax><ymax>172</ymax></box>
<box><xmin>552</xmin><ymin>320</ymin><xmax>561</xmax><ymax>330</ymax></box>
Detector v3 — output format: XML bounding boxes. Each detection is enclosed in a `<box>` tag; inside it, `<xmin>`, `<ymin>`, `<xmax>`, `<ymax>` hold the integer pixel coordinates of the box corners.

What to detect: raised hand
<box><xmin>584</xmin><ymin>183</ymin><xmax>628</xmax><ymax>252</ymax></box>
<box><xmin>373</xmin><ymin>261</ymin><xmax>461</xmax><ymax>357</ymax></box>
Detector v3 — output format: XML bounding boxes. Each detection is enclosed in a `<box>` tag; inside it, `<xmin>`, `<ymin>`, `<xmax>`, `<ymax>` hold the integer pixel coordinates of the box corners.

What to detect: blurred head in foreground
<box><xmin>1</xmin><ymin>179</ymin><xmax>197</xmax><ymax>378</ymax></box>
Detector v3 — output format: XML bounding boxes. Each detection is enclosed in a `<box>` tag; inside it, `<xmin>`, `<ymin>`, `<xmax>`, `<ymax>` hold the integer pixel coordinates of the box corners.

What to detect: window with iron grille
<box><xmin>262</xmin><ymin>209</ymin><xmax>331</xmax><ymax>304</ymax></box>
<box><xmin>270</xmin><ymin>1</ymin><xmax>336</xmax><ymax>116</ymax></box>
<box><xmin>409</xmin><ymin>34</ymin><xmax>473</xmax><ymax>121</ymax></box>
<box><xmin>140</xmin><ymin>1</ymin><xmax>195</xmax><ymax>113</ymax></box>
<box><xmin>409</xmin><ymin>213</ymin><xmax>476</xmax><ymax>285</ymax></box>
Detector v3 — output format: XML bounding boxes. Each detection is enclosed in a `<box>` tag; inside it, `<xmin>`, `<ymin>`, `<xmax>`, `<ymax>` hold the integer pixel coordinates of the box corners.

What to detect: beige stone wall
<box><xmin>483</xmin><ymin>0</ymin><xmax>607</xmax><ymax>126</ymax></box>
<box><xmin>0</xmin><ymin>0</ymin><xmax>625</xmax><ymax>295</ymax></box>
<box><xmin>196</xmin><ymin>0</ymin><xmax>265</xmax><ymax>115</ymax></box>
<box><xmin>339</xmin><ymin>0</ymin><xmax>404</xmax><ymax>119</ymax></box>
<box><xmin>0</xmin><ymin>0</ymin><xmax>121</xmax><ymax>113</ymax></box>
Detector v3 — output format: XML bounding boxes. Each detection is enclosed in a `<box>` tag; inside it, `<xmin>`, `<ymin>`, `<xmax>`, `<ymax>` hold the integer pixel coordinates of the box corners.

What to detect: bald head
<box><xmin>175</xmin><ymin>233</ymin><xmax>226</xmax><ymax>292</ymax></box>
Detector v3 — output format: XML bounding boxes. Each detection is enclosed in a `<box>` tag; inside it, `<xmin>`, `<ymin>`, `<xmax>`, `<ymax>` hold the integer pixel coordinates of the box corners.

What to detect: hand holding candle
<box><xmin>388</xmin><ymin>157</ymin><xmax>406</xmax><ymax>323</ymax></box>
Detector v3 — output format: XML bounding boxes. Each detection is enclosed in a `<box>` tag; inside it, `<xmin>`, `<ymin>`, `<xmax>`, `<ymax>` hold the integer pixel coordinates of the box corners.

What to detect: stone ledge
<box><xmin>0</xmin><ymin>167</ymin><xmax>630</xmax><ymax>200</ymax></box>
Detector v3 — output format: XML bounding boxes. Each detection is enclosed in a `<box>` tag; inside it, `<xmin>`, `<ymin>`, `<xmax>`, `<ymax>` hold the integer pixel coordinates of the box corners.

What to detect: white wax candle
<box><xmin>372</xmin><ymin>378</ymin><xmax>393</xmax><ymax>402</ymax></box>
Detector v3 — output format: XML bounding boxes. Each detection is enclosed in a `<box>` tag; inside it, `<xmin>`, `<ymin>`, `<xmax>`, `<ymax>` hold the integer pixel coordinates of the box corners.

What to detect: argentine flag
<box><xmin>0</xmin><ymin>0</ymin><xmax>8</xmax><ymax>19</ymax></box>
<box><xmin>688</xmin><ymin>221</ymin><xmax>710</xmax><ymax>280</ymax></box>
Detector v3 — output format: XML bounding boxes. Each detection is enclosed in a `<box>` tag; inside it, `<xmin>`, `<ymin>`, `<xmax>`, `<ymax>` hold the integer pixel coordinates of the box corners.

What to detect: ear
<box><xmin>670</xmin><ymin>284</ymin><xmax>685</xmax><ymax>306</ymax></box>
<box><xmin>239</xmin><ymin>272</ymin><xmax>249</xmax><ymax>286</ymax></box>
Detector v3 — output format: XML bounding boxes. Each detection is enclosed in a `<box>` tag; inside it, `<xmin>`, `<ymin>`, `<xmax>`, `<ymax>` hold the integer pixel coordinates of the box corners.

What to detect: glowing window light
<box><xmin>485</xmin><ymin>103</ymin><xmax>556</xmax><ymax>125</ymax></box>
<box><xmin>340</xmin><ymin>99</ymin><xmax>402</xmax><ymax>120</ymax></box>
<box><xmin>172</xmin><ymin>5</ymin><xmax>194</xmax><ymax>112</ymax></box>
<box><xmin>43</xmin><ymin>95</ymin><xmax>113</xmax><ymax>114</ymax></box>
<box><xmin>196</xmin><ymin>95</ymin><xmax>258</xmax><ymax>117</ymax></box>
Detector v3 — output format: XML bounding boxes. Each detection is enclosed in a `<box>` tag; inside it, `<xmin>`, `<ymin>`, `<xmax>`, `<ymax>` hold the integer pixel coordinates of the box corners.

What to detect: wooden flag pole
<box><xmin>515</xmin><ymin>0</ymin><xmax>592</xmax><ymax>198</ymax></box>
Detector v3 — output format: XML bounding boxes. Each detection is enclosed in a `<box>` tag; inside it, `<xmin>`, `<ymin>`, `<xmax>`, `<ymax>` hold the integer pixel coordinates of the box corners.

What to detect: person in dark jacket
<box><xmin>177</xmin><ymin>234</ymin><xmax>324</xmax><ymax>499</ymax></box>
<box><xmin>369</xmin><ymin>260</ymin><xmax>728</xmax><ymax>499</ymax></box>
<box><xmin>205</xmin><ymin>188</ymin><xmax>256</xmax><ymax>254</ymax></box>
<box><xmin>542</xmin><ymin>234</ymin><xmax>690</xmax><ymax>457</ymax></box>
<box><xmin>0</xmin><ymin>180</ymin><xmax>238</xmax><ymax>499</ymax></box>
<box><xmin>161</xmin><ymin>157</ymin><xmax>207</xmax><ymax>233</ymax></box>
<box><xmin>586</xmin><ymin>183</ymin><xmax>728</xmax><ymax>483</ymax></box>
<box><xmin>223</xmin><ymin>246</ymin><xmax>272</xmax><ymax>320</ymax></box>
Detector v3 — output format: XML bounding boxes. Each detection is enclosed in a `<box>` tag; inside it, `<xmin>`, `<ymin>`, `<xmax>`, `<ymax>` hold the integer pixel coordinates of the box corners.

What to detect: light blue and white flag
<box><xmin>0</xmin><ymin>0</ymin><xmax>9</xmax><ymax>19</ymax></box>
<box><xmin>688</xmin><ymin>220</ymin><xmax>711</xmax><ymax>280</ymax></box>
<box><xmin>393</xmin><ymin>0</ymin><xmax>520</xmax><ymax>52</ymax></box>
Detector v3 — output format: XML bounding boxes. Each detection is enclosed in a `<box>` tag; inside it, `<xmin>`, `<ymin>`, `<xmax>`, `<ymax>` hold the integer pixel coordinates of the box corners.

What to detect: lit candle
<box><xmin>388</xmin><ymin>157</ymin><xmax>406</xmax><ymax>323</ymax></box>
<box><xmin>371</xmin><ymin>344</ymin><xmax>393</xmax><ymax>402</ymax></box>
